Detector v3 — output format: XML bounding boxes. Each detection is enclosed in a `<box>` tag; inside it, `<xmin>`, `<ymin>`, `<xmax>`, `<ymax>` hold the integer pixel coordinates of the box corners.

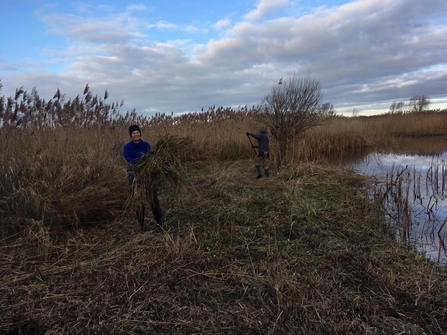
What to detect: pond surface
<box><xmin>335</xmin><ymin>136</ymin><xmax>447</xmax><ymax>266</ymax></box>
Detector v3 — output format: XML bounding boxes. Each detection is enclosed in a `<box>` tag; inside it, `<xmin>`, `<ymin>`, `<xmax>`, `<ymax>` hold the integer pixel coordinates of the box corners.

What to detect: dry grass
<box><xmin>2</xmin><ymin>88</ymin><xmax>447</xmax><ymax>333</ymax></box>
<box><xmin>0</xmin><ymin>127</ymin><xmax>127</xmax><ymax>239</ymax></box>
<box><xmin>2</xmin><ymin>160</ymin><xmax>447</xmax><ymax>334</ymax></box>
<box><xmin>2</xmin><ymin>109</ymin><xmax>447</xmax><ymax>235</ymax></box>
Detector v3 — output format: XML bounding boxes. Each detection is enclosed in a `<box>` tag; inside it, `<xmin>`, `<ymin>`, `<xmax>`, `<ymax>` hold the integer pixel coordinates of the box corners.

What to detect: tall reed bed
<box><xmin>2</xmin><ymin>83</ymin><xmax>447</xmax><ymax>237</ymax></box>
<box><xmin>0</xmin><ymin>127</ymin><xmax>127</xmax><ymax>238</ymax></box>
<box><xmin>0</xmin><ymin>109</ymin><xmax>262</xmax><ymax>237</ymax></box>
<box><xmin>353</xmin><ymin>111</ymin><xmax>447</xmax><ymax>137</ymax></box>
<box><xmin>383</xmin><ymin>111</ymin><xmax>447</xmax><ymax>136</ymax></box>
<box><xmin>143</xmin><ymin>107</ymin><xmax>261</xmax><ymax>160</ymax></box>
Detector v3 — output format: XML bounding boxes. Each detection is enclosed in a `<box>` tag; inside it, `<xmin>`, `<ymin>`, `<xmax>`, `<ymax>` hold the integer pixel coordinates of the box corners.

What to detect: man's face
<box><xmin>131</xmin><ymin>130</ymin><xmax>141</xmax><ymax>142</ymax></box>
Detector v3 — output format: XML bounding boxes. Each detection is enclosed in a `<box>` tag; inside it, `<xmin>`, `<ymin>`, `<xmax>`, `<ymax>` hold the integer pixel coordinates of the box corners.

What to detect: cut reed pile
<box><xmin>2</xmin><ymin>160</ymin><xmax>447</xmax><ymax>334</ymax></box>
<box><xmin>127</xmin><ymin>135</ymin><xmax>192</xmax><ymax>223</ymax></box>
<box><xmin>133</xmin><ymin>135</ymin><xmax>191</xmax><ymax>186</ymax></box>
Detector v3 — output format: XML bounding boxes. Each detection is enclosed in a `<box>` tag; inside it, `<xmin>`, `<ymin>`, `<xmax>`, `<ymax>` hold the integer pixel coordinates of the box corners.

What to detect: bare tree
<box><xmin>259</xmin><ymin>74</ymin><xmax>335</xmax><ymax>165</ymax></box>
<box><xmin>408</xmin><ymin>95</ymin><xmax>431</xmax><ymax>113</ymax></box>
<box><xmin>389</xmin><ymin>101</ymin><xmax>405</xmax><ymax>114</ymax></box>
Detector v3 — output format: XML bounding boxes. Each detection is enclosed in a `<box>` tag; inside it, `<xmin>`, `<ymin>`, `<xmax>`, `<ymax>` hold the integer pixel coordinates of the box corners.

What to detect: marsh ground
<box><xmin>2</xmin><ymin>160</ymin><xmax>447</xmax><ymax>334</ymax></box>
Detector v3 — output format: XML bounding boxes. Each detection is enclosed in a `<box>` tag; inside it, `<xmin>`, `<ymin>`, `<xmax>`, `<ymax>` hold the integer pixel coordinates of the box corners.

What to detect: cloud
<box><xmin>127</xmin><ymin>4</ymin><xmax>147</xmax><ymax>12</ymax></box>
<box><xmin>244</xmin><ymin>0</ymin><xmax>289</xmax><ymax>21</ymax></box>
<box><xmin>148</xmin><ymin>20</ymin><xmax>179</xmax><ymax>30</ymax></box>
<box><xmin>147</xmin><ymin>20</ymin><xmax>206</xmax><ymax>34</ymax></box>
<box><xmin>40</xmin><ymin>12</ymin><xmax>145</xmax><ymax>44</ymax></box>
<box><xmin>214</xmin><ymin>19</ymin><xmax>232</xmax><ymax>30</ymax></box>
<box><xmin>1</xmin><ymin>0</ymin><xmax>446</xmax><ymax>116</ymax></box>
<box><xmin>0</xmin><ymin>64</ymin><xmax>17</xmax><ymax>71</ymax></box>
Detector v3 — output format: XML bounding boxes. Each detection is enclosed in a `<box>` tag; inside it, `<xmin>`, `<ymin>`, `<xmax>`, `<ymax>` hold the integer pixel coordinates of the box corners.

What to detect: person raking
<box><xmin>246</xmin><ymin>128</ymin><xmax>270</xmax><ymax>179</ymax></box>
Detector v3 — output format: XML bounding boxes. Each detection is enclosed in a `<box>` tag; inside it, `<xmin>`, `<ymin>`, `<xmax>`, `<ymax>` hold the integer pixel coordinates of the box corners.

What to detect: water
<box><xmin>336</xmin><ymin>136</ymin><xmax>447</xmax><ymax>266</ymax></box>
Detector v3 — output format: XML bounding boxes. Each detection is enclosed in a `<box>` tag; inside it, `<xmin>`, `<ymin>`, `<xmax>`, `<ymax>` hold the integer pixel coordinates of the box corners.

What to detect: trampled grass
<box><xmin>2</xmin><ymin>158</ymin><xmax>447</xmax><ymax>334</ymax></box>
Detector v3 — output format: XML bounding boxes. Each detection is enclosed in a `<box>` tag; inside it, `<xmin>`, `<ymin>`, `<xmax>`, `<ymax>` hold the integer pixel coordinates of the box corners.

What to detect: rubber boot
<box><xmin>265</xmin><ymin>169</ymin><xmax>269</xmax><ymax>177</ymax></box>
<box><xmin>256</xmin><ymin>165</ymin><xmax>262</xmax><ymax>179</ymax></box>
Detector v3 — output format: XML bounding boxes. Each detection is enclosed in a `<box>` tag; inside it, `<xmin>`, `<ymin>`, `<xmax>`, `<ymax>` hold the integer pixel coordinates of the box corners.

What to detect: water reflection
<box><xmin>338</xmin><ymin>136</ymin><xmax>447</xmax><ymax>266</ymax></box>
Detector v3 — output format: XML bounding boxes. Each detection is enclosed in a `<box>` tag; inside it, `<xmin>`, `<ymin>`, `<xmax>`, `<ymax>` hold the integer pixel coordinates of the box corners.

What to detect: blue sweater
<box><xmin>123</xmin><ymin>140</ymin><xmax>151</xmax><ymax>164</ymax></box>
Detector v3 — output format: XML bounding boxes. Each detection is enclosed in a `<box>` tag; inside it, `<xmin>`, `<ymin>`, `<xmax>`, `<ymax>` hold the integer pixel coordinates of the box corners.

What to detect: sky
<box><xmin>0</xmin><ymin>0</ymin><xmax>446</xmax><ymax>117</ymax></box>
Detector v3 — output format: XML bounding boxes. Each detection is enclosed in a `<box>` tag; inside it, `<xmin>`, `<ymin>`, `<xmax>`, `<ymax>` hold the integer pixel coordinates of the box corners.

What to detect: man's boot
<box><xmin>255</xmin><ymin>165</ymin><xmax>262</xmax><ymax>179</ymax></box>
<box><xmin>265</xmin><ymin>169</ymin><xmax>269</xmax><ymax>177</ymax></box>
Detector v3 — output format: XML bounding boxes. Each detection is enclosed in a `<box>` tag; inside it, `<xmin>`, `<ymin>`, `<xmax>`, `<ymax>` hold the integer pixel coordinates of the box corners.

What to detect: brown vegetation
<box><xmin>1</xmin><ymin>85</ymin><xmax>447</xmax><ymax>334</ymax></box>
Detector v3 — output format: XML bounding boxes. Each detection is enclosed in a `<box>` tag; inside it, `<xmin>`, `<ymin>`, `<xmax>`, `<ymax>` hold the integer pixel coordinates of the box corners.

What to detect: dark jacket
<box><xmin>248</xmin><ymin>133</ymin><xmax>269</xmax><ymax>153</ymax></box>
<box><xmin>123</xmin><ymin>140</ymin><xmax>151</xmax><ymax>164</ymax></box>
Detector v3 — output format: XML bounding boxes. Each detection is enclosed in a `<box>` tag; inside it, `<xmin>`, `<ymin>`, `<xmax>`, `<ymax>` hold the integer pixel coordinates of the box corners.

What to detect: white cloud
<box><xmin>127</xmin><ymin>4</ymin><xmax>147</xmax><ymax>12</ymax></box>
<box><xmin>1</xmin><ymin>0</ymin><xmax>446</xmax><ymax>116</ymax></box>
<box><xmin>245</xmin><ymin>0</ymin><xmax>289</xmax><ymax>21</ymax></box>
<box><xmin>41</xmin><ymin>12</ymin><xmax>145</xmax><ymax>44</ymax></box>
<box><xmin>214</xmin><ymin>19</ymin><xmax>232</xmax><ymax>30</ymax></box>
<box><xmin>149</xmin><ymin>20</ymin><xmax>179</xmax><ymax>30</ymax></box>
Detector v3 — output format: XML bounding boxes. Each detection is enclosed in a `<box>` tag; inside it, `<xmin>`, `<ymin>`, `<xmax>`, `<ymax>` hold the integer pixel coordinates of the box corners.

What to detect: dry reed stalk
<box><xmin>402</xmin><ymin>175</ymin><xmax>411</xmax><ymax>242</ymax></box>
<box><xmin>442</xmin><ymin>160</ymin><xmax>446</xmax><ymax>196</ymax></box>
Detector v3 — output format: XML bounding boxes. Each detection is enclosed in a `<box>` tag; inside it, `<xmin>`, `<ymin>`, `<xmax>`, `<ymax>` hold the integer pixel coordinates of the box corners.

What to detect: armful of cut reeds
<box><xmin>133</xmin><ymin>135</ymin><xmax>191</xmax><ymax>188</ymax></box>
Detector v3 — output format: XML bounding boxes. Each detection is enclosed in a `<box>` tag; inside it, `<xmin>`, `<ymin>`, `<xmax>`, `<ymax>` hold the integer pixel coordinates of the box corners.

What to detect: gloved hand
<box><xmin>246</xmin><ymin>132</ymin><xmax>250</xmax><ymax>136</ymax></box>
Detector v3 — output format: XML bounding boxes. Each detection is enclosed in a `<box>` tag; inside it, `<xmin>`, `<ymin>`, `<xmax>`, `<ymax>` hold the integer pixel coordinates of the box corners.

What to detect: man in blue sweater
<box><xmin>123</xmin><ymin>125</ymin><xmax>151</xmax><ymax>182</ymax></box>
<box><xmin>246</xmin><ymin>128</ymin><xmax>270</xmax><ymax>179</ymax></box>
<box><xmin>122</xmin><ymin>125</ymin><xmax>163</xmax><ymax>229</ymax></box>
<box><xmin>123</xmin><ymin>125</ymin><xmax>151</xmax><ymax>164</ymax></box>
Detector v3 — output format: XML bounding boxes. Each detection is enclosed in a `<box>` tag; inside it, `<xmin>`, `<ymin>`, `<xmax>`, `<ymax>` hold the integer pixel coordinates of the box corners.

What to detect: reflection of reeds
<box><xmin>379</xmin><ymin>165</ymin><xmax>417</xmax><ymax>243</ymax></box>
<box><xmin>375</xmin><ymin>160</ymin><xmax>447</xmax><ymax>264</ymax></box>
<box><xmin>402</xmin><ymin>174</ymin><xmax>411</xmax><ymax>242</ymax></box>
<box><xmin>442</xmin><ymin>160</ymin><xmax>446</xmax><ymax>197</ymax></box>
<box><xmin>412</xmin><ymin>166</ymin><xmax>421</xmax><ymax>202</ymax></box>
<box><xmin>374</xmin><ymin>166</ymin><xmax>412</xmax><ymax>243</ymax></box>
<box><xmin>438</xmin><ymin>219</ymin><xmax>447</xmax><ymax>263</ymax></box>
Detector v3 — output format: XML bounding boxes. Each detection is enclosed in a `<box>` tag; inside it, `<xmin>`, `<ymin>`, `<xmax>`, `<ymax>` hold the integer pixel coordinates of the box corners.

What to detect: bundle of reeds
<box><xmin>127</xmin><ymin>135</ymin><xmax>192</xmax><ymax>228</ymax></box>
<box><xmin>133</xmin><ymin>134</ymin><xmax>191</xmax><ymax>189</ymax></box>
